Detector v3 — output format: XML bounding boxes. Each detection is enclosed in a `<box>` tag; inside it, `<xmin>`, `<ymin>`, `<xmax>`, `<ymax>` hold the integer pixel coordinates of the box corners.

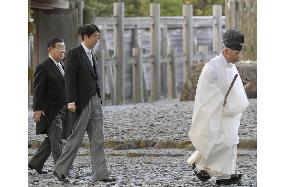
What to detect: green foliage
<box><xmin>190</xmin><ymin>0</ymin><xmax>224</xmax><ymax>16</ymax></box>
<box><xmin>160</xmin><ymin>0</ymin><xmax>183</xmax><ymax>16</ymax></box>
<box><xmin>124</xmin><ymin>0</ymin><xmax>150</xmax><ymax>16</ymax></box>
<box><xmin>84</xmin><ymin>0</ymin><xmax>224</xmax><ymax>16</ymax></box>
<box><xmin>84</xmin><ymin>0</ymin><xmax>113</xmax><ymax>16</ymax></box>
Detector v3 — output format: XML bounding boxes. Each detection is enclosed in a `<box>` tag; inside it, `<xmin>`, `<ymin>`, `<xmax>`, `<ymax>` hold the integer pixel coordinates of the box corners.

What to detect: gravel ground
<box><xmin>28</xmin><ymin>99</ymin><xmax>257</xmax><ymax>186</ymax></box>
<box><xmin>28</xmin><ymin>148</ymin><xmax>257</xmax><ymax>186</ymax></box>
<box><xmin>28</xmin><ymin>99</ymin><xmax>257</xmax><ymax>144</ymax></box>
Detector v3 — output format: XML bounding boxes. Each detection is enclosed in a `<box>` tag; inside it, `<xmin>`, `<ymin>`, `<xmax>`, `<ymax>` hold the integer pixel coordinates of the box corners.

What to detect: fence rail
<box><xmin>94</xmin><ymin>16</ymin><xmax>225</xmax><ymax>28</ymax></box>
<box><xmin>91</xmin><ymin>2</ymin><xmax>223</xmax><ymax>105</ymax></box>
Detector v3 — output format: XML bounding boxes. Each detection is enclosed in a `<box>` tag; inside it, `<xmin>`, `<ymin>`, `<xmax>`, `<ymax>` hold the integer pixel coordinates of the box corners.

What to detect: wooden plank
<box><xmin>94</xmin><ymin>16</ymin><xmax>225</xmax><ymax>29</ymax></box>
<box><xmin>213</xmin><ymin>4</ymin><xmax>222</xmax><ymax>54</ymax></box>
<box><xmin>83</xmin><ymin>7</ymin><xmax>96</xmax><ymax>24</ymax></box>
<box><xmin>161</xmin><ymin>23</ymin><xmax>169</xmax><ymax>97</ymax></box>
<box><xmin>182</xmin><ymin>4</ymin><xmax>193</xmax><ymax>83</ymax></box>
<box><xmin>113</xmin><ymin>2</ymin><xmax>125</xmax><ymax>105</ymax></box>
<box><xmin>105</xmin><ymin>65</ymin><xmax>116</xmax><ymax>105</ymax></box>
<box><xmin>76</xmin><ymin>0</ymin><xmax>83</xmax><ymax>26</ymax></box>
<box><xmin>161</xmin><ymin>17</ymin><xmax>184</xmax><ymax>25</ymax></box>
<box><xmin>131</xmin><ymin>25</ymin><xmax>140</xmax><ymax>49</ymax></box>
<box><xmin>30</xmin><ymin>0</ymin><xmax>69</xmax><ymax>9</ymax></box>
<box><xmin>99</xmin><ymin>27</ymin><xmax>110</xmax><ymax>59</ymax></box>
<box><xmin>132</xmin><ymin>48</ymin><xmax>144</xmax><ymax>103</ymax></box>
<box><xmin>125</xmin><ymin>17</ymin><xmax>153</xmax><ymax>26</ymax></box>
<box><xmin>105</xmin><ymin>54</ymin><xmax>202</xmax><ymax>65</ymax></box>
<box><xmin>97</xmin><ymin>50</ymin><xmax>105</xmax><ymax>105</ymax></box>
<box><xmin>168</xmin><ymin>48</ymin><xmax>178</xmax><ymax>98</ymax></box>
<box><xmin>198</xmin><ymin>45</ymin><xmax>209</xmax><ymax>63</ymax></box>
<box><xmin>142</xmin><ymin>63</ymin><xmax>149</xmax><ymax>102</ymax></box>
<box><xmin>94</xmin><ymin>17</ymin><xmax>117</xmax><ymax>25</ymax></box>
<box><xmin>227</xmin><ymin>0</ymin><xmax>237</xmax><ymax>28</ymax></box>
<box><xmin>150</xmin><ymin>3</ymin><xmax>161</xmax><ymax>101</ymax></box>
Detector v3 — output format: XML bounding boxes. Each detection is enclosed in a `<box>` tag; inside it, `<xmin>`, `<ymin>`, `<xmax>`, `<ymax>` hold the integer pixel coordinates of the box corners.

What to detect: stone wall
<box><xmin>180</xmin><ymin>60</ymin><xmax>257</xmax><ymax>101</ymax></box>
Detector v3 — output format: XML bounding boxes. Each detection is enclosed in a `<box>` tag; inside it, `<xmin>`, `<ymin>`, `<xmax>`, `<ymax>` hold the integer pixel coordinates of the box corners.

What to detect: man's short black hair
<box><xmin>78</xmin><ymin>24</ymin><xmax>100</xmax><ymax>40</ymax></box>
<box><xmin>47</xmin><ymin>38</ymin><xmax>64</xmax><ymax>48</ymax></box>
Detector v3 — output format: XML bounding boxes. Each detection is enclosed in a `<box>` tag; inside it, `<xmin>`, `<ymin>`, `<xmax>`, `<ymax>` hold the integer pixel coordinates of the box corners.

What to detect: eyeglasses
<box><xmin>94</xmin><ymin>35</ymin><xmax>100</xmax><ymax>40</ymax></box>
<box><xmin>55</xmin><ymin>45</ymin><xmax>66</xmax><ymax>51</ymax></box>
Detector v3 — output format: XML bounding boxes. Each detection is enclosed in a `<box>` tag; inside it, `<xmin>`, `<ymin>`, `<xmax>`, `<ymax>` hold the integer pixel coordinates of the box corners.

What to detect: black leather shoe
<box><xmin>98</xmin><ymin>177</ymin><xmax>116</xmax><ymax>182</ymax></box>
<box><xmin>53</xmin><ymin>171</ymin><xmax>70</xmax><ymax>183</ymax></box>
<box><xmin>192</xmin><ymin>164</ymin><xmax>211</xmax><ymax>182</ymax></box>
<box><xmin>216</xmin><ymin>174</ymin><xmax>242</xmax><ymax>186</ymax></box>
<box><xmin>28</xmin><ymin>165</ymin><xmax>48</xmax><ymax>174</ymax></box>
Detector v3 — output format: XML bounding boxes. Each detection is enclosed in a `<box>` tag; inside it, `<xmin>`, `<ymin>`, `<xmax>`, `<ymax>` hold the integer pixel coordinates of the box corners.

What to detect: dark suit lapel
<box><xmin>48</xmin><ymin>58</ymin><xmax>64</xmax><ymax>82</ymax></box>
<box><xmin>79</xmin><ymin>46</ymin><xmax>97</xmax><ymax>77</ymax></box>
<box><xmin>91</xmin><ymin>54</ymin><xmax>99</xmax><ymax>80</ymax></box>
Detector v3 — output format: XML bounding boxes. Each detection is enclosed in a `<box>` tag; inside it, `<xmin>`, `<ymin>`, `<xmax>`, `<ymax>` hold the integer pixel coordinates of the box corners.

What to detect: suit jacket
<box><xmin>62</xmin><ymin>44</ymin><xmax>101</xmax><ymax>139</ymax></box>
<box><xmin>33</xmin><ymin>58</ymin><xmax>66</xmax><ymax>135</ymax></box>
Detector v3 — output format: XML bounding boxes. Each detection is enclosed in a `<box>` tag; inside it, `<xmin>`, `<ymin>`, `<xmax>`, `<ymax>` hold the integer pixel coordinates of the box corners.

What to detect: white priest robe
<box><xmin>187</xmin><ymin>53</ymin><xmax>249</xmax><ymax>177</ymax></box>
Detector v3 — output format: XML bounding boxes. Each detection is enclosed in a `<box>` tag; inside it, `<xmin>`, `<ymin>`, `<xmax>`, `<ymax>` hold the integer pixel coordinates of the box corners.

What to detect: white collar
<box><xmin>218</xmin><ymin>52</ymin><xmax>233</xmax><ymax>67</ymax></box>
<box><xmin>81</xmin><ymin>43</ymin><xmax>92</xmax><ymax>54</ymax></box>
<box><xmin>49</xmin><ymin>54</ymin><xmax>61</xmax><ymax>65</ymax></box>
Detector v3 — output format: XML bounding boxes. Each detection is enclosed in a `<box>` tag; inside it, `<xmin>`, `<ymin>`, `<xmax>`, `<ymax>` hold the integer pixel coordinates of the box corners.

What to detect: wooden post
<box><xmin>28</xmin><ymin>33</ymin><xmax>34</xmax><ymax>108</ymax></box>
<box><xmin>143</xmin><ymin>73</ymin><xmax>149</xmax><ymax>102</ymax></box>
<box><xmin>97</xmin><ymin>50</ymin><xmax>105</xmax><ymax>105</ymax></box>
<box><xmin>225</xmin><ymin>0</ymin><xmax>237</xmax><ymax>29</ymax></box>
<box><xmin>132</xmin><ymin>48</ymin><xmax>144</xmax><ymax>103</ymax></box>
<box><xmin>83</xmin><ymin>6</ymin><xmax>96</xmax><ymax>24</ymax></box>
<box><xmin>168</xmin><ymin>48</ymin><xmax>177</xmax><ymax>98</ymax></box>
<box><xmin>106</xmin><ymin>65</ymin><xmax>116</xmax><ymax>105</ymax></box>
<box><xmin>183</xmin><ymin>4</ymin><xmax>193</xmax><ymax>84</ymax></box>
<box><xmin>131</xmin><ymin>25</ymin><xmax>139</xmax><ymax>49</ymax></box>
<box><xmin>99</xmin><ymin>27</ymin><xmax>110</xmax><ymax>59</ymax></box>
<box><xmin>99</xmin><ymin>27</ymin><xmax>116</xmax><ymax>105</ymax></box>
<box><xmin>198</xmin><ymin>45</ymin><xmax>209</xmax><ymax>63</ymax></box>
<box><xmin>150</xmin><ymin>3</ymin><xmax>161</xmax><ymax>101</ymax></box>
<box><xmin>213</xmin><ymin>4</ymin><xmax>222</xmax><ymax>54</ymax></box>
<box><xmin>161</xmin><ymin>23</ymin><xmax>168</xmax><ymax>98</ymax></box>
<box><xmin>76</xmin><ymin>0</ymin><xmax>84</xmax><ymax>26</ymax></box>
<box><xmin>113</xmin><ymin>2</ymin><xmax>125</xmax><ymax>105</ymax></box>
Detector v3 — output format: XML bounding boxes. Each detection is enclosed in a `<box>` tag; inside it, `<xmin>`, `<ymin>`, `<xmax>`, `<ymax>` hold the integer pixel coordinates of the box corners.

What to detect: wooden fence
<box><xmin>90</xmin><ymin>2</ymin><xmax>224</xmax><ymax>105</ymax></box>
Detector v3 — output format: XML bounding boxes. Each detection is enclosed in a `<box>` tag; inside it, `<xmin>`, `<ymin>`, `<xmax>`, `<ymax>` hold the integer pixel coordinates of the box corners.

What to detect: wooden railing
<box><xmin>90</xmin><ymin>2</ymin><xmax>224</xmax><ymax>105</ymax></box>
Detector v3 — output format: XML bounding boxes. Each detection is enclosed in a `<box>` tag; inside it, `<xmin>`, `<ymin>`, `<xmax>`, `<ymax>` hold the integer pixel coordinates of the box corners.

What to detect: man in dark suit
<box><xmin>28</xmin><ymin>38</ymin><xmax>66</xmax><ymax>174</ymax></box>
<box><xmin>54</xmin><ymin>24</ymin><xmax>115</xmax><ymax>183</ymax></box>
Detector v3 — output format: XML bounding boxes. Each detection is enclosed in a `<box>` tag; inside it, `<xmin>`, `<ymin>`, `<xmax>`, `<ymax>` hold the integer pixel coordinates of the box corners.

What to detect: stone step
<box><xmin>29</xmin><ymin>138</ymin><xmax>257</xmax><ymax>150</ymax></box>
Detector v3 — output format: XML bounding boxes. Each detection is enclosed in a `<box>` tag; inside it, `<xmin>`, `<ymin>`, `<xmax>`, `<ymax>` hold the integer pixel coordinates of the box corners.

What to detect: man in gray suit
<box><xmin>53</xmin><ymin>24</ymin><xmax>115</xmax><ymax>183</ymax></box>
<box><xmin>28</xmin><ymin>38</ymin><xmax>66</xmax><ymax>174</ymax></box>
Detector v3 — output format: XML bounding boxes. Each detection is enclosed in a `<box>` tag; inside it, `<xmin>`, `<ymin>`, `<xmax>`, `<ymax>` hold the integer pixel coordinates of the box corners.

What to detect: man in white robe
<box><xmin>187</xmin><ymin>29</ymin><xmax>249</xmax><ymax>185</ymax></box>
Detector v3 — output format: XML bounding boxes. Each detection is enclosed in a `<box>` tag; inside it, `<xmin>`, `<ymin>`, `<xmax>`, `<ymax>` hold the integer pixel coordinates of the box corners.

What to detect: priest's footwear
<box><xmin>192</xmin><ymin>163</ymin><xmax>211</xmax><ymax>182</ymax></box>
<box><xmin>28</xmin><ymin>164</ymin><xmax>48</xmax><ymax>174</ymax></box>
<box><xmin>53</xmin><ymin>171</ymin><xmax>70</xmax><ymax>183</ymax></box>
<box><xmin>216</xmin><ymin>174</ymin><xmax>242</xmax><ymax>186</ymax></box>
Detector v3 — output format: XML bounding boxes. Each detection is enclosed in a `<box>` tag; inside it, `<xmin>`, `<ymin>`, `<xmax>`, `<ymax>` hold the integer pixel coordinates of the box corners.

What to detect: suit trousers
<box><xmin>54</xmin><ymin>94</ymin><xmax>109</xmax><ymax>181</ymax></box>
<box><xmin>29</xmin><ymin>108</ymin><xmax>64</xmax><ymax>170</ymax></box>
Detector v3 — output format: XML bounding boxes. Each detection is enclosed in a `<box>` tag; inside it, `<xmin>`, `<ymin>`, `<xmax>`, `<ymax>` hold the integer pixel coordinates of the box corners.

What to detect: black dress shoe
<box><xmin>28</xmin><ymin>165</ymin><xmax>48</xmax><ymax>174</ymax></box>
<box><xmin>216</xmin><ymin>174</ymin><xmax>242</xmax><ymax>186</ymax></box>
<box><xmin>192</xmin><ymin>163</ymin><xmax>211</xmax><ymax>182</ymax></box>
<box><xmin>98</xmin><ymin>177</ymin><xmax>116</xmax><ymax>182</ymax></box>
<box><xmin>53</xmin><ymin>171</ymin><xmax>70</xmax><ymax>183</ymax></box>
